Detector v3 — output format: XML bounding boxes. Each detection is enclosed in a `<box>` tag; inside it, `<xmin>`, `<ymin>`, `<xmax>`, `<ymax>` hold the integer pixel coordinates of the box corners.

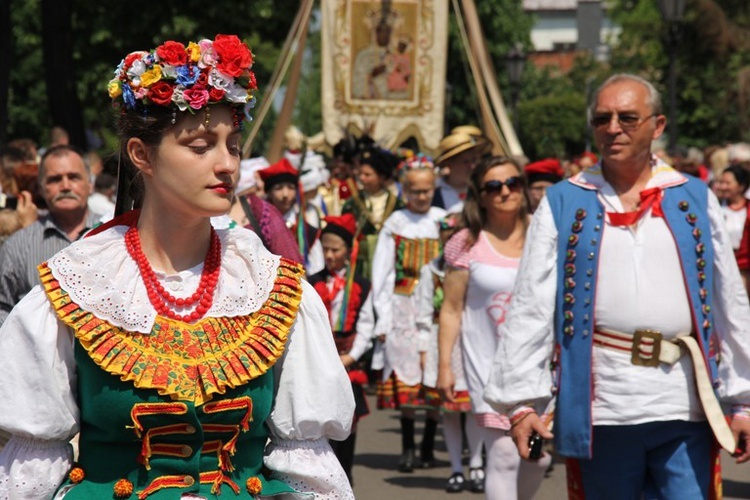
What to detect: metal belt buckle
<box><xmin>631</xmin><ymin>329</ymin><xmax>662</xmax><ymax>367</ymax></box>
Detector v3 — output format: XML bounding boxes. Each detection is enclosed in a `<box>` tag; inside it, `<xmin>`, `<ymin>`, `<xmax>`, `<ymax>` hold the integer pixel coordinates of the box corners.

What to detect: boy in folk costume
<box><xmin>309</xmin><ymin>214</ymin><xmax>375</xmax><ymax>485</ymax></box>
<box><xmin>371</xmin><ymin>155</ymin><xmax>445</xmax><ymax>471</ymax></box>
<box><xmin>258</xmin><ymin>158</ymin><xmax>325</xmax><ymax>275</ymax></box>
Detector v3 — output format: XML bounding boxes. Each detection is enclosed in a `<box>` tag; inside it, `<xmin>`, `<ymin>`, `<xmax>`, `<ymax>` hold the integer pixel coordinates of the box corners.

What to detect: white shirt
<box><xmin>484</xmin><ymin>162</ymin><xmax>750</xmax><ymax>425</ymax></box>
<box><xmin>0</xmin><ymin>224</ymin><xmax>355</xmax><ymax>499</ymax></box>
<box><xmin>722</xmin><ymin>204</ymin><xmax>747</xmax><ymax>250</ymax></box>
<box><xmin>435</xmin><ymin>177</ymin><xmax>465</xmax><ymax>214</ymax></box>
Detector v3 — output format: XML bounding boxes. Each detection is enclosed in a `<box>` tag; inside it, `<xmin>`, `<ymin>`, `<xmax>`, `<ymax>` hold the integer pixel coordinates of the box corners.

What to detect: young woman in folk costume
<box><xmin>341</xmin><ymin>145</ymin><xmax>404</xmax><ymax>279</ymax></box>
<box><xmin>258</xmin><ymin>158</ymin><xmax>325</xmax><ymax>275</ymax></box>
<box><xmin>416</xmin><ymin>214</ymin><xmax>486</xmax><ymax>493</ymax></box>
<box><xmin>370</xmin><ymin>155</ymin><xmax>445</xmax><ymax>471</ymax></box>
<box><xmin>437</xmin><ymin>156</ymin><xmax>550</xmax><ymax>499</ymax></box>
<box><xmin>0</xmin><ymin>35</ymin><xmax>355</xmax><ymax>499</ymax></box>
<box><xmin>308</xmin><ymin>214</ymin><xmax>375</xmax><ymax>485</ymax></box>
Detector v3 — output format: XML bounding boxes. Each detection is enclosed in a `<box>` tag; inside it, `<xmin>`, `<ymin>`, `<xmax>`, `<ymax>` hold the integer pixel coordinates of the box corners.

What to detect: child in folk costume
<box><xmin>370</xmin><ymin>155</ymin><xmax>445</xmax><ymax>471</ymax></box>
<box><xmin>258</xmin><ymin>158</ymin><xmax>325</xmax><ymax>275</ymax></box>
<box><xmin>342</xmin><ymin>145</ymin><xmax>404</xmax><ymax>280</ymax></box>
<box><xmin>309</xmin><ymin>214</ymin><xmax>375</xmax><ymax>485</ymax></box>
<box><xmin>417</xmin><ymin>215</ymin><xmax>486</xmax><ymax>493</ymax></box>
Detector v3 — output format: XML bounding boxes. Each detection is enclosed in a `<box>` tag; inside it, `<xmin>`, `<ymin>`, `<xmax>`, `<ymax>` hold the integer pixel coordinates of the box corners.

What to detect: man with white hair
<box><xmin>0</xmin><ymin>145</ymin><xmax>98</xmax><ymax>326</ymax></box>
<box><xmin>485</xmin><ymin>74</ymin><xmax>750</xmax><ymax>498</ymax></box>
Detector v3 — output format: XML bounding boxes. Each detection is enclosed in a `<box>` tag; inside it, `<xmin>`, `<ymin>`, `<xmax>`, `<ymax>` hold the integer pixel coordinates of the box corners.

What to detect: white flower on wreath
<box><xmin>171</xmin><ymin>86</ymin><xmax>189</xmax><ymax>111</ymax></box>
<box><xmin>161</xmin><ymin>64</ymin><xmax>177</xmax><ymax>79</ymax></box>
<box><xmin>208</xmin><ymin>69</ymin><xmax>232</xmax><ymax>91</ymax></box>
<box><xmin>226</xmin><ymin>83</ymin><xmax>249</xmax><ymax>104</ymax></box>
<box><xmin>127</xmin><ymin>58</ymin><xmax>147</xmax><ymax>80</ymax></box>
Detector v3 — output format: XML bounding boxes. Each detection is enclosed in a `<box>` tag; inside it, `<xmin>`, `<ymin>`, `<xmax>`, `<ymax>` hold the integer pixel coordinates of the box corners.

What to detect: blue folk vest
<box><xmin>546</xmin><ymin>176</ymin><xmax>717</xmax><ymax>458</ymax></box>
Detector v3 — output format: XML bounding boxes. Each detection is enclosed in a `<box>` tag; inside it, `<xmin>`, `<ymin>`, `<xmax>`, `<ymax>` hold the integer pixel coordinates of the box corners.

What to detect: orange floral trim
<box><xmin>39</xmin><ymin>258</ymin><xmax>304</xmax><ymax>407</ymax></box>
<box><xmin>137</xmin><ymin>475</ymin><xmax>195</xmax><ymax>500</ymax></box>
<box><xmin>200</xmin><ymin>470</ymin><xmax>241</xmax><ymax>495</ymax></box>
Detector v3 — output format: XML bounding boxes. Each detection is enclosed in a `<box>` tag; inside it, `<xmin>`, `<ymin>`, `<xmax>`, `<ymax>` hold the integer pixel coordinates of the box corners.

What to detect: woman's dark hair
<box><xmin>723</xmin><ymin>164</ymin><xmax>750</xmax><ymax>193</ymax></box>
<box><xmin>460</xmin><ymin>155</ymin><xmax>530</xmax><ymax>248</ymax></box>
<box><xmin>114</xmin><ymin>107</ymin><xmax>175</xmax><ymax>215</ymax></box>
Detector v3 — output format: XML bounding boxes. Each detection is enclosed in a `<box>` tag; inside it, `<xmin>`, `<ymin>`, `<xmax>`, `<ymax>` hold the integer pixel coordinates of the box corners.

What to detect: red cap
<box><xmin>323</xmin><ymin>214</ymin><xmax>356</xmax><ymax>236</ymax></box>
<box><xmin>258</xmin><ymin>158</ymin><xmax>299</xmax><ymax>191</ymax></box>
<box><xmin>576</xmin><ymin>151</ymin><xmax>598</xmax><ymax>165</ymax></box>
<box><xmin>525</xmin><ymin>158</ymin><xmax>564</xmax><ymax>177</ymax></box>
<box><xmin>322</xmin><ymin>214</ymin><xmax>357</xmax><ymax>246</ymax></box>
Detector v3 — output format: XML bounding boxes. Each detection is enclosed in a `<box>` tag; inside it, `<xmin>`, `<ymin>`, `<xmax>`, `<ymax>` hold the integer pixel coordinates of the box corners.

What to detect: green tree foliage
<box><xmin>4</xmin><ymin>0</ymin><xmax>297</xmax><ymax>150</ymax></box>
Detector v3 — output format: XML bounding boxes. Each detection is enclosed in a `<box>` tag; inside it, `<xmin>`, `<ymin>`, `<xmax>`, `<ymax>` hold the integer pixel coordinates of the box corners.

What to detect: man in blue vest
<box><xmin>484</xmin><ymin>73</ymin><xmax>750</xmax><ymax>498</ymax></box>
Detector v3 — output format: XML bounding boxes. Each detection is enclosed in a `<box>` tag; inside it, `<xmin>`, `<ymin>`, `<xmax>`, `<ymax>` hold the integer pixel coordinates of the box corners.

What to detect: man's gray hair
<box><xmin>588</xmin><ymin>74</ymin><xmax>663</xmax><ymax>120</ymax></box>
<box><xmin>38</xmin><ymin>144</ymin><xmax>90</xmax><ymax>184</ymax></box>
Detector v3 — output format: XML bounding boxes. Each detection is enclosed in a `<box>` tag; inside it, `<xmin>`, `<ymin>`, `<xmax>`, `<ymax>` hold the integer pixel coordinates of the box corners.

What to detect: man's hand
<box><xmin>730</xmin><ymin>416</ymin><xmax>750</xmax><ymax>463</ymax></box>
<box><xmin>510</xmin><ymin>412</ymin><xmax>554</xmax><ymax>461</ymax></box>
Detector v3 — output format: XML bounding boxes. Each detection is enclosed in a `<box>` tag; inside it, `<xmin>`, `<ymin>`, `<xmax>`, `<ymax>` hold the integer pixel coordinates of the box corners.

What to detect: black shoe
<box><xmin>445</xmin><ymin>472</ymin><xmax>465</xmax><ymax>493</ymax></box>
<box><xmin>420</xmin><ymin>450</ymin><xmax>435</xmax><ymax>468</ymax></box>
<box><xmin>469</xmin><ymin>468</ymin><xmax>485</xmax><ymax>493</ymax></box>
<box><xmin>398</xmin><ymin>448</ymin><xmax>415</xmax><ymax>473</ymax></box>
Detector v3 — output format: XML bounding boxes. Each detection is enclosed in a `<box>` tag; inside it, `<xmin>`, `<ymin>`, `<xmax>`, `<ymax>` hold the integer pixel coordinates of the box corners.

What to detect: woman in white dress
<box><xmin>0</xmin><ymin>35</ymin><xmax>354</xmax><ymax>499</ymax></box>
<box><xmin>437</xmin><ymin>156</ymin><xmax>550</xmax><ymax>499</ymax></box>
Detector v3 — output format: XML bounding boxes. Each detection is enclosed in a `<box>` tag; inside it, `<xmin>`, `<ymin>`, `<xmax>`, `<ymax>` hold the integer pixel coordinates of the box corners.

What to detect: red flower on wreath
<box><xmin>156</xmin><ymin>40</ymin><xmax>188</xmax><ymax>66</ymax></box>
<box><xmin>213</xmin><ymin>34</ymin><xmax>253</xmax><ymax>77</ymax></box>
<box><xmin>208</xmin><ymin>86</ymin><xmax>226</xmax><ymax>102</ymax></box>
<box><xmin>247</xmin><ymin>72</ymin><xmax>258</xmax><ymax>90</ymax></box>
<box><xmin>149</xmin><ymin>81</ymin><xmax>174</xmax><ymax>106</ymax></box>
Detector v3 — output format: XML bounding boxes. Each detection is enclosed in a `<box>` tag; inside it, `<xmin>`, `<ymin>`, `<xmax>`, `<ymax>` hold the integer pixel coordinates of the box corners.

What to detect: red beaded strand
<box><xmin>124</xmin><ymin>225</ymin><xmax>221</xmax><ymax>322</ymax></box>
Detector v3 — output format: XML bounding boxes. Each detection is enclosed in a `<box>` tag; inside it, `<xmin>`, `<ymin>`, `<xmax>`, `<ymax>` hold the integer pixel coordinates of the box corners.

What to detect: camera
<box><xmin>0</xmin><ymin>193</ymin><xmax>18</xmax><ymax>210</ymax></box>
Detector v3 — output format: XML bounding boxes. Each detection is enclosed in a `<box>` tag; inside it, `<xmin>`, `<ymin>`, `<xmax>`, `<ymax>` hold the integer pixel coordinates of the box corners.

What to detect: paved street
<box><xmin>351</xmin><ymin>393</ymin><xmax>750</xmax><ymax>499</ymax></box>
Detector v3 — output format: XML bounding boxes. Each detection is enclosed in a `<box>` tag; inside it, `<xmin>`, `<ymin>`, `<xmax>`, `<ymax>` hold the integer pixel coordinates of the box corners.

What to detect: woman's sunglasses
<box><xmin>481</xmin><ymin>176</ymin><xmax>523</xmax><ymax>194</ymax></box>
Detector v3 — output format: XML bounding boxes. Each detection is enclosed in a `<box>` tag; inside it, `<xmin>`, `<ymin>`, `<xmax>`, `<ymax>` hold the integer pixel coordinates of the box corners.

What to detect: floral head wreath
<box><xmin>402</xmin><ymin>153</ymin><xmax>436</xmax><ymax>172</ymax></box>
<box><xmin>107</xmin><ymin>34</ymin><xmax>257</xmax><ymax>126</ymax></box>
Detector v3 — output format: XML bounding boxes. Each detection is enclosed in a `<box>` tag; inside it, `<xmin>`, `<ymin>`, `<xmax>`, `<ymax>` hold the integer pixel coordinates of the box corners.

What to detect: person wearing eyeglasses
<box><xmin>484</xmin><ymin>73</ymin><xmax>750</xmax><ymax>499</ymax></box>
<box><xmin>437</xmin><ymin>156</ymin><xmax>551</xmax><ymax>499</ymax></box>
<box><xmin>370</xmin><ymin>156</ymin><xmax>445</xmax><ymax>473</ymax></box>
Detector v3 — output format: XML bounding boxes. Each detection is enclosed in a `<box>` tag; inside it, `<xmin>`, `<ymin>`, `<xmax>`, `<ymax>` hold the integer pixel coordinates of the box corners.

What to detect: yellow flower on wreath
<box><xmin>108</xmin><ymin>80</ymin><xmax>122</xmax><ymax>99</ymax></box>
<box><xmin>187</xmin><ymin>42</ymin><xmax>201</xmax><ymax>63</ymax></box>
<box><xmin>140</xmin><ymin>65</ymin><xmax>162</xmax><ymax>88</ymax></box>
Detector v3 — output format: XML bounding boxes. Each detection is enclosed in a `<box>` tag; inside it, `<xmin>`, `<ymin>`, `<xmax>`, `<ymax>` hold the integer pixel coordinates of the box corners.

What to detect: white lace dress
<box><xmin>0</xmin><ymin>222</ymin><xmax>355</xmax><ymax>499</ymax></box>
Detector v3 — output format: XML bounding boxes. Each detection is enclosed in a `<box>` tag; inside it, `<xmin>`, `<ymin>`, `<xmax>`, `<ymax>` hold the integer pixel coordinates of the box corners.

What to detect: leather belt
<box><xmin>592</xmin><ymin>327</ymin><xmax>736</xmax><ymax>453</ymax></box>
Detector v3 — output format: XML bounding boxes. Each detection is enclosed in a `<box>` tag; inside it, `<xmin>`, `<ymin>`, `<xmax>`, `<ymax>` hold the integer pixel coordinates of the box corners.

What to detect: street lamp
<box><xmin>505</xmin><ymin>43</ymin><xmax>526</xmax><ymax>133</ymax></box>
<box><xmin>657</xmin><ymin>0</ymin><xmax>686</xmax><ymax>151</ymax></box>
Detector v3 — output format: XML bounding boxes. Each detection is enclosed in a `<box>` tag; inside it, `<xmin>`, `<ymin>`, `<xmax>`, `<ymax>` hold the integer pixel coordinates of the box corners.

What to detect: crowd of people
<box><xmin>0</xmin><ymin>34</ymin><xmax>749</xmax><ymax>500</ymax></box>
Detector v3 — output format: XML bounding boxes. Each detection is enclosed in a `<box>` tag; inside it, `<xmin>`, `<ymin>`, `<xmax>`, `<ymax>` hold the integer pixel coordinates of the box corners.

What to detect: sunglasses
<box><xmin>590</xmin><ymin>113</ymin><xmax>656</xmax><ymax>131</ymax></box>
<box><xmin>481</xmin><ymin>177</ymin><xmax>523</xmax><ymax>194</ymax></box>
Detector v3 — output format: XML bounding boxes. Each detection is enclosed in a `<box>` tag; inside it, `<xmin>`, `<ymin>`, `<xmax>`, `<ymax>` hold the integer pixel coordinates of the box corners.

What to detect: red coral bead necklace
<box><xmin>125</xmin><ymin>224</ymin><xmax>221</xmax><ymax>322</ymax></box>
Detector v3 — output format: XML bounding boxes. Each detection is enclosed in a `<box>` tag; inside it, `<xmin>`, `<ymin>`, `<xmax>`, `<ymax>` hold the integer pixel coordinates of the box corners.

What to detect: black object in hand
<box><xmin>528</xmin><ymin>431</ymin><xmax>544</xmax><ymax>460</ymax></box>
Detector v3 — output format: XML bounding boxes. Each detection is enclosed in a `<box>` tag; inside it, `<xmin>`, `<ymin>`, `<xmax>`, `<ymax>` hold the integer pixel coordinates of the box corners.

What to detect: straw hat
<box><xmin>436</xmin><ymin>132</ymin><xmax>480</xmax><ymax>164</ymax></box>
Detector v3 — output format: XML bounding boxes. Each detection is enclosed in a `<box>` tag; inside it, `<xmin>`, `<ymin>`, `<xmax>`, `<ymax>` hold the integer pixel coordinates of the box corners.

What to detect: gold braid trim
<box><xmin>38</xmin><ymin>258</ymin><xmax>304</xmax><ymax>407</ymax></box>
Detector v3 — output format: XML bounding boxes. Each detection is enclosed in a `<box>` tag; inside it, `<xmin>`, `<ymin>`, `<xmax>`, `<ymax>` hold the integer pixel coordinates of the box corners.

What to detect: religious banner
<box><xmin>321</xmin><ymin>0</ymin><xmax>450</xmax><ymax>153</ymax></box>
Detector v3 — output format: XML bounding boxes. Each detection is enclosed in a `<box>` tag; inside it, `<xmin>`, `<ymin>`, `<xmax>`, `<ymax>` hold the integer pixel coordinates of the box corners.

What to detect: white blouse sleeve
<box><xmin>347</xmin><ymin>290</ymin><xmax>375</xmax><ymax>362</ymax></box>
<box><xmin>483</xmin><ymin>197</ymin><xmax>558</xmax><ymax>412</ymax></box>
<box><xmin>371</xmin><ymin>222</ymin><xmax>396</xmax><ymax>335</ymax></box>
<box><xmin>0</xmin><ymin>286</ymin><xmax>78</xmax><ymax>499</ymax></box>
<box><xmin>706</xmin><ymin>193</ymin><xmax>750</xmax><ymax>405</ymax></box>
<box><xmin>415</xmin><ymin>264</ymin><xmax>435</xmax><ymax>353</ymax></box>
<box><xmin>265</xmin><ymin>279</ymin><xmax>355</xmax><ymax>499</ymax></box>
